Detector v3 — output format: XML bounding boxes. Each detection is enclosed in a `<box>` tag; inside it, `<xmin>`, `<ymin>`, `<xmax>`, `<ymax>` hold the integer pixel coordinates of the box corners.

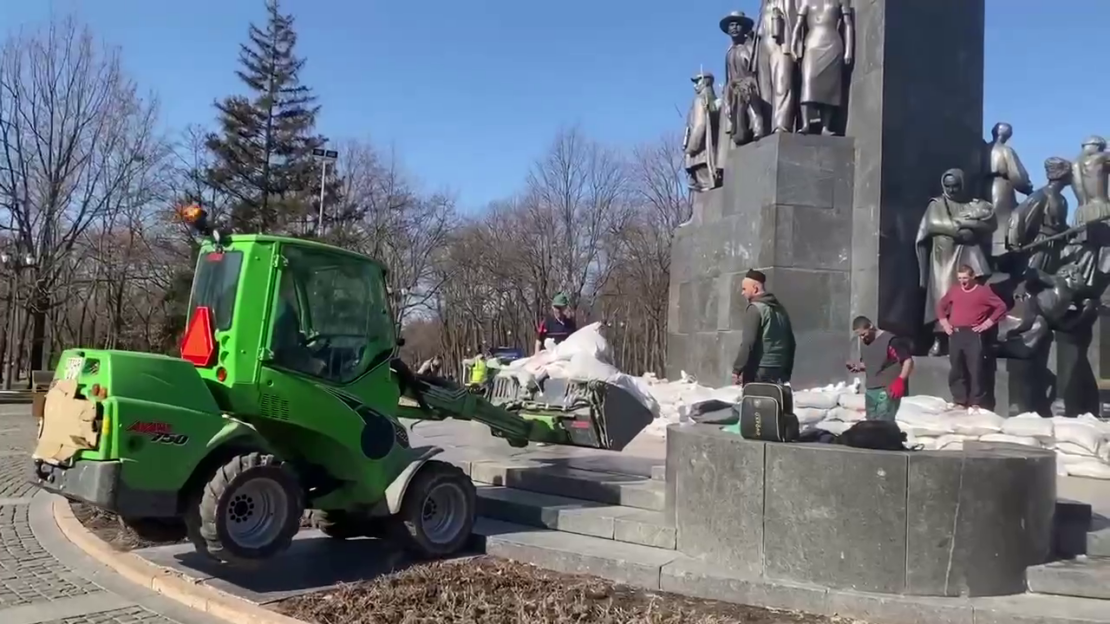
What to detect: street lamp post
<box><xmin>311</xmin><ymin>147</ymin><xmax>338</xmax><ymax>236</ymax></box>
<box><xmin>1</xmin><ymin>251</ymin><xmax>36</xmax><ymax>391</ymax></box>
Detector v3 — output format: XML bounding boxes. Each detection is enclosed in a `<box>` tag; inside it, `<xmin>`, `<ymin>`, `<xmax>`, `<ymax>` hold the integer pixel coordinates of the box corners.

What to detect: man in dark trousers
<box><xmin>534</xmin><ymin>292</ymin><xmax>577</xmax><ymax>353</ymax></box>
<box><xmin>847</xmin><ymin>316</ymin><xmax>915</xmax><ymax>421</ymax></box>
<box><xmin>731</xmin><ymin>269</ymin><xmax>796</xmax><ymax>385</ymax></box>
<box><xmin>935</xmin><ymin>265</ymin><xmax>1008</xmax><ymax>409</ymax></box>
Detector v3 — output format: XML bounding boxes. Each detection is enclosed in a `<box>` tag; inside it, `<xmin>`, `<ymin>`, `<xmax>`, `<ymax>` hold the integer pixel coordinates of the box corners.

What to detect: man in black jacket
<box><xmin>731</xmin><ymin>269</ymin><xmax>796</xmax><ymax>385</ymax></box>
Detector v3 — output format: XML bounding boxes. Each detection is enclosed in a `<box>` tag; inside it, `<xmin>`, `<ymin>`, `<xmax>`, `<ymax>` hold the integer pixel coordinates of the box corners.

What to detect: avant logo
<box><xmin>128</xmin><ymin>421</ymin><xmax>189</xmax><ymax>446</ymax></box>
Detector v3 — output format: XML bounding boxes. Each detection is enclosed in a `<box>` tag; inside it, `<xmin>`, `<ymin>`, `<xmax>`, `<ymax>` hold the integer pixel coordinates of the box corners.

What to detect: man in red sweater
<box><xmin>935</xmin><ymin>265</ymin><xmax>1009</xmax><ymax>409</ymax></box>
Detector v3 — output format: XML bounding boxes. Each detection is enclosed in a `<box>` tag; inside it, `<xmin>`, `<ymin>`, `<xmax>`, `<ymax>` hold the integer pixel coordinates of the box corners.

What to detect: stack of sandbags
<box><xmin>1051</xmin><ymin>414</ymin><xmax>1110</xmax><ymax>478</ymax></box>
<box><xmin>640</xmin><ymin>371</ymin><xmax>746</xmax><ymax>435</ymax></box>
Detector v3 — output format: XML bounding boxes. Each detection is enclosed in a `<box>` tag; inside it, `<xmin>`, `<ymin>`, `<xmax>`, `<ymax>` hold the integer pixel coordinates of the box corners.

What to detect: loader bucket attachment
<box><xmin>489</xmin><ymin>376</ymin><xmax>654</xmax><ymax>452</ymax></box>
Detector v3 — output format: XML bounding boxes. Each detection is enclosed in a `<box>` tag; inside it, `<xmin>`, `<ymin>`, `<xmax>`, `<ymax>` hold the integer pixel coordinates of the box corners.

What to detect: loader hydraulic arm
<box><xmin>389</xmin><ymin>359</ymin><xmax>653</xmax><ymax>452</ymax></box>
<box><xmin>394</xmin><ymin>380</ymin><xmax>568</xmax><ymax>448</ymax></box>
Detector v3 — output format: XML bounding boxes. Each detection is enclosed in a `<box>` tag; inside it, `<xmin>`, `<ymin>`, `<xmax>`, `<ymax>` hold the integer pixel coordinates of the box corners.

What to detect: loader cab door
<box><xmin>266</xmin><ymin>245</ymin><xmax>396</xmax><ymax>385</ymax></box>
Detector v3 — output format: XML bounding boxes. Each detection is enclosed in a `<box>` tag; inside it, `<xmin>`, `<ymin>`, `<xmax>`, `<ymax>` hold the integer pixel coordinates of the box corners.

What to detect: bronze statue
<box><xmin>1006</xmin><ymin>157</ymin><xmax>1071</xmax><ymax>275</ymax></box>
<box><xmin>1071</xmin><ymin>136</ymin><xmax>1110</xmax><ymax>224</ymax></box>
<box><xmin>684</xmin><ymin>71</ymin><xmax>723</xmax><ymax>192</ymax></box>
<box><xmin>791</xmin><ymin>0</ymin><xmax>854</xmax><ymax>135</ymax></box>
<box><xmin>754</xmin><ymin>0</ymin><xmax>798</xmax><ymax>134</ymax></box>
<box><xmin>719</xmin><ymin>11</ymin><xmax>765</xmax><ymax>148</ymax></box>
<box><xmin>987</xmin><ymin>122</ymin><xmax>1033</xmax><ymax>255</ymax></box>
<box><xmin>915</xmin><ymin>168</ymin><xmax>997</xmax><ymax>355</ymax></box>
<box><xmin>1060</xmin><ymin>136</ymin><xmax>1110</xmax><ymax>288</ymax></box>
<box><xmin>997</xmin><ymin>264</ymin><xmax>1085</xmax><ymax>358</ymax></box>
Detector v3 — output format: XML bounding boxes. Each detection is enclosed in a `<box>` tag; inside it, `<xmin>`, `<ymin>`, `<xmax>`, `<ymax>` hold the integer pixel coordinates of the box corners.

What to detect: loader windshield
<box><xmin>188</xmin><ymin>251</ymin><xmax>243</xmax><ymax>331</ymax></box>
<box><xmin>269</xmin><ymin>245</ymin><xmax>395</xmax><ymax>384</ymax></box>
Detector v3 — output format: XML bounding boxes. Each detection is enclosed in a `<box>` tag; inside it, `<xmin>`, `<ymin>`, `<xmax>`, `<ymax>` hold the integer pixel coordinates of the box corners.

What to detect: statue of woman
<box><xmin>791</xmin><ymin>0</ymin><xmax>854</xmax><ymax>135</ymax></box>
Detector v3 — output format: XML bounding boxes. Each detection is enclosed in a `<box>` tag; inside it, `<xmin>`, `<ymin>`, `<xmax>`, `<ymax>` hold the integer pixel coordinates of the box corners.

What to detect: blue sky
<box><xmin>3</xmin><ymin>0</ymin><xmax>1107</xmax><ymax>211</ymax></box>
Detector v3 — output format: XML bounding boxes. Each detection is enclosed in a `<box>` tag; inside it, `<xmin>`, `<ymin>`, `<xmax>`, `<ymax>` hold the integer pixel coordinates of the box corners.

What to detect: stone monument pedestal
<box><xmin>665</xmin><ymin>424</ymin><xmax>1057</xmax><ymax>597</ymax></box>
<box><xmin>667</xmin><ymin>133</ymin><xmax>855</xmax><ymax>388</ymax></box>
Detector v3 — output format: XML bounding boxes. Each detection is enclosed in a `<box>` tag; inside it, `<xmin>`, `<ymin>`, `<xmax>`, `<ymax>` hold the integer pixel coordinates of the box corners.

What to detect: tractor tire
<box><xmin>392</xmin><ymin>460</ymin><xmax>476</xmax><ymax>559</ymax></box>
<box><xmin>185</xmin><ymin>452</ymin><xmax>303</xmax><ymax>566</ymax></box>
<box><xmin>119</xmin><ymin>517</ymin><xmax>187</xmax><ymax>544</ymax></box>
<box><xmin>312</xmin><ymin>510</ymin><xmax>363</xmax><ymax>540</ymax></box>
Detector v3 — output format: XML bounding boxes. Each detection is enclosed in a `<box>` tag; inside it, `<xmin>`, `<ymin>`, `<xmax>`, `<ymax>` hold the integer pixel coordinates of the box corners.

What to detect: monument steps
<box><xmin>450</xmin><ymin>457</ymin><xmax>667</xmax><ymax>511</ymax></box>
<box><xmin>1027</xmin><ymin>556</ymin><xmax>1110</xmax><ymax>601</ymax></box>
<box><xmin>470</xmin><ymin>518</ymin><xmax>1110</xmax><ymax>624</ymax></box>
<box><xmin>475</xmin><ymin>484</ymin><xmax>676</xmax><ymax>549</ymax></box>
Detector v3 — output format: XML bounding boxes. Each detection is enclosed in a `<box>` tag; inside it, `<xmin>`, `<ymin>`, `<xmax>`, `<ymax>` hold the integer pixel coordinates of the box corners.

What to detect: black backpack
<box><xmin>838</xmin><ymin>420</ymin><xmax>913</xmax><ymax>451</ymax></box>
<box><xmin>737</xmin><ymin>382</ymin><xmax>799</xmax><ymax>442</ymax></box>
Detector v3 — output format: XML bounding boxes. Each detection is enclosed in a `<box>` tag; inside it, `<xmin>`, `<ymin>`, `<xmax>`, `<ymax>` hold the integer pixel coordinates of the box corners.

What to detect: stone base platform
<box><xmin>666</xmin><ymin>425</ymin><xmax>1057</xmax><ymax>597</ymax></box>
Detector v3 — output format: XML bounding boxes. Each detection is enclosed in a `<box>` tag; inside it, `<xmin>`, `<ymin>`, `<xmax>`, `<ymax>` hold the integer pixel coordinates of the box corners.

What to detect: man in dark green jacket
<box><xmin>731</xmin><ymin>269</ymin><xmax>796</xmax><ymax>385</ymax></box>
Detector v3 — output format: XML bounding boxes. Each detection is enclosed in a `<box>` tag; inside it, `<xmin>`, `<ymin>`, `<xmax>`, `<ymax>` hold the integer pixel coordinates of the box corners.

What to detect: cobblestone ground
<box><xmin>0</xmin><ymin>405</ymin><xmax>220</xmax><ymax>624</ymax></box>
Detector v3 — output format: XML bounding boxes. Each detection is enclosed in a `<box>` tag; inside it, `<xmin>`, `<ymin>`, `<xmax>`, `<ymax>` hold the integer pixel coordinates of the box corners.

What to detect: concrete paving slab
<box><xmin>659</xmin><ymin>557</ymin><xmax>829</xmax><ymax>616</ymax></box>
<box><xmin>1027</xmin><ymin>556</ymin><xmax>1110</xmax><ymax>601</ymax></box>
<box><xmin>971</xmin><ymin>593</ymin><xmax>1110</xmax><ymax>624</ymax></box>
<box><xmin>475</xmin><ymin>485</ymin><xmax>636</xmax><ymax>539</ymax></box>
<box><xmin>472</xmin><ymin>518</ymin><xmax>680</xmax><ymax>589</ymax></box>
<box><xmin>133</xmin><ymin>530</ymin><xmax>425</xmax><ymax>604</ymax></box>
<box><xmin>469</xmin><ymin>461</ymin><xmax>665</xmax><ymax>510</ymax></box>
<box><xmin>613</xmin><ymin>509</ymin><xmax>676</xmax><ymax>550</ymax></box>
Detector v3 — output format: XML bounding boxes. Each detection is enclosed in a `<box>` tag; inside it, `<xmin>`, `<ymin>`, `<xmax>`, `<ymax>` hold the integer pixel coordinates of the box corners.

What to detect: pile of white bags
<box><xmin>642</xmin><ymin>372</ymin><xmax>1110</xmax><ymax>480</ymax></box>
<box><xmin>496</xmin><ymin>322</ymin><xmax>660</xmax><ymax>419</ymax></box>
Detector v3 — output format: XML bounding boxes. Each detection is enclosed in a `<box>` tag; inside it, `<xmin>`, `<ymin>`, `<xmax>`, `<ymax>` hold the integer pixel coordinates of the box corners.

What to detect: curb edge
<box><xmin>51</xmin><ymin>497</ymin><xmax>308</xmax><ymax>624</ymax></box>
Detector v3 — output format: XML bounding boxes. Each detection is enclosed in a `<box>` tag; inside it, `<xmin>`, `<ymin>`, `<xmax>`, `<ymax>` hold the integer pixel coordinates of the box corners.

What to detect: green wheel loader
<box><xmin>29</xmin><ymin>205</ymin><xmax>653</xmax><ymax>566</ymax></box>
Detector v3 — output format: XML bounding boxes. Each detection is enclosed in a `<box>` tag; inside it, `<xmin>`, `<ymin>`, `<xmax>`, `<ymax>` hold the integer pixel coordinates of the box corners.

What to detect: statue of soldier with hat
<box><xmin>719</xmin><ymin>11</ymin><xmax>765</xmax><ymax>149</ymax></box>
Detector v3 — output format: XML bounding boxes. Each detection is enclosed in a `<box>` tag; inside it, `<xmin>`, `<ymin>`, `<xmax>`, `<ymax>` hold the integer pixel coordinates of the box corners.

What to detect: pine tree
<box><xmin>205</xmin><ymin>0</ymin><xmax>326</xmax><ymax>233</ymax></box>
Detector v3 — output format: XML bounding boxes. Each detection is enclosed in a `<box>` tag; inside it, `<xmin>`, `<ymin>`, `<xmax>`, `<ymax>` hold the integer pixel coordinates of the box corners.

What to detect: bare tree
<box><xmin>331</xmin><ymin>139</ymin><xmax>457</xmax><ymax>323</ymax></box>
<box><xmin>0</xmin><ymin>17</ymin><xmax>166</xmax><ymax>371</ymax></box>
<box><xmin>521</xmin><ymin>126</ymin><xmax>633</xmax><ymax>315</ymax></box>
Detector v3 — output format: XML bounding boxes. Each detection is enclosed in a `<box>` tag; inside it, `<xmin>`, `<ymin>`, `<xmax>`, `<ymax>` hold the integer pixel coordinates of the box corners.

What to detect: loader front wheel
<box><xmin>186</xmin><ymin>452</ymin><xmax>303</xmax><ymax>566</ymax></box>
<box><xmin>393</xmin><ymin>460</ymin><xmax>476</xmax><ymax>559</ymax></box>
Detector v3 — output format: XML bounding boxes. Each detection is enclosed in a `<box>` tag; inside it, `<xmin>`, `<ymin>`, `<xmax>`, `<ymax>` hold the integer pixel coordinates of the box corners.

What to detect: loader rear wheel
<box><xmin>393</xmin><ymin>460</ymin><xmax>475</xmax><ymax>559</ymax></box>
<box><xmin>185</xmin><ymin>452</ymin><xmax>303</xmax><ymax>566</ymax></box>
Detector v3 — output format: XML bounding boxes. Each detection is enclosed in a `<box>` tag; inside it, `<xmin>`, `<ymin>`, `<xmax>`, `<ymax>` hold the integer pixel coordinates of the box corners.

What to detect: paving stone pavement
<box><xmin>0</xmin><ymin>406</ymin><xmax>225</xmax><ymax>624</ymax></box>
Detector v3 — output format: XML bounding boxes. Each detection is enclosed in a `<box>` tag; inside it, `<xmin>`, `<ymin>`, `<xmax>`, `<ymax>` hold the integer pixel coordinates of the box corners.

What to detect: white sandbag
<box><xmin>795</xmin><ymin>407</ymin><xmax>830</xmax><ymax>426</ymax></box>
<box><xmin>897</xmin><ymin>422</ymin><xmax>952</xmax><ymax>438</ymax></box>
<box><xmin>838</xmin><ymin>393</ymin><xmax>866</xmax><ymax>411</ymax></box>
<box><xmin>828</xmin><ymin>407</ymin><xmax>866</xmax><ymax>423</ymax></box>
<box><xmin>915</xmin><ymin>436</ymin><xmax>940</xmax><ymax>451</ymax></box>
<box><xmin>978</xmin><ymin>433</ymin><xmax>1042</xmax><ymax>448</ymax></box>
<box><xmin>949</xmin><ymin>409</ymin><xmax>1005</xmax><ymax>436</ymax></box>
<box><xmin>895</xmin><ymin>410</ymin><xmax>956</xmax><ymax>436</ymax></box>
<box><xmin>1066</xmin><ymin>459</ymin><xmax>1110</xmax><ymax>479</ymax></box>
<box><xmin>900</xmin><ymin>395</ymin><xmax>949</xmax><ymax>413</ymax></box>
<box><xmin>1001</xmin><ymin>413</ymin><xmax>1055</xmax><ymax>442</ymax></box>
<box><xmin>550</xmin><ymin>322</ymin><xmax>612</xmax><ymax>363</ymax></box>
<box><xmin>1052</xmin><ymin>418</ymin><xmax>1106</xmax><ymax>455</ymax></box>
<box><xmin>1076</xmin><ymin>413</ymin><xmax>1110</xmax><ymax>434</ymax></box>
<box><xmin>936</xmin><ymin>433</ymin><xmax>976</xmax><ymax>451</ymax></box>
<box><xmin>816</xmin><ymin>420</ymin><xmax>852</xmax><ymax>435</ymax></box>
<box><xmin>795</xmin><ymin>390</ymin><xmax>840</xmax><ymax>410</ymax></box>
<box><xmin>1056</xmin><ymin>451</ymin><xmax>1091</xmax><ymax>464</ymax></box>
<box><xmin>1056</xmin><ymin>442</ymin><xmax>1096</xmax><ymax>457</ymax></box>
<box><xmin>708</xmin><ymin>385</ymin><xmax>745</xmax><ymax>404</ymax></box>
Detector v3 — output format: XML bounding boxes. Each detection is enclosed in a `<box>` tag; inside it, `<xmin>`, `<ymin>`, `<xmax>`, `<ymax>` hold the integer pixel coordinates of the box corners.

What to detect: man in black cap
<box><xmin>731</xmin><ymin>269</ymin><xmax>796</xmax><ymax>385</ymax></box>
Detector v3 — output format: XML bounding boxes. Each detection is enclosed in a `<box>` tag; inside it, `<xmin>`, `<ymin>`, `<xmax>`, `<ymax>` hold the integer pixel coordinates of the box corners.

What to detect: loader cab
<box><xmin>265</xmin><ymin>242</ymin><xmax>397</xmax><ymax>385</ymax></box>
<box><xmin>178</xmin><ymin>203</ymin><xmax>398</xmax><ymax>413</ymax></box>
